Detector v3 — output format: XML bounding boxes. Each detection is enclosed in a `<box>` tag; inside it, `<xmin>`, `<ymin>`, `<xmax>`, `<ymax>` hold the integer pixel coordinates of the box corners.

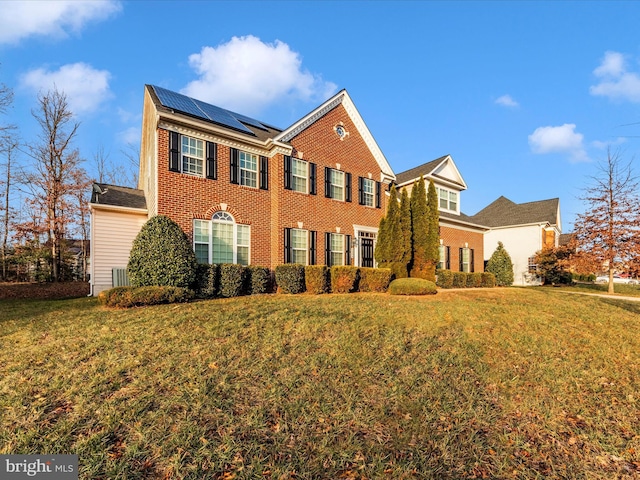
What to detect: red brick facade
<box><xmin>439</xmin><ymin>225</ymin><xmax>485</xmax><ymax>272</ymax></box>
<box><xmin>155</xmin><ymin>103</ymin><xmax>389</xmax><ymax>269</ymax></box>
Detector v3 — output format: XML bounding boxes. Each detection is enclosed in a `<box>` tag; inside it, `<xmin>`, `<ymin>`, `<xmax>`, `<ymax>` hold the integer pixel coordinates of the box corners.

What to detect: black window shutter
<box><xmin>375</xmin><ymin>181</ymin><xmax>381</xmax><ymax>208</ymax></box>
<box><xmin>284</xmin><ymin>156</ymin><xmax>292</xmax><ymax>190</ymax></box>
<box><xmin>471</xmin><ymin>249</ymin><xmax>475</xmax><ymax>273</ymax></box>
<box><xmin>260</xmin><ymin>156</ymin><xmax>268</xmax><ymax>190</ymax></box>
<box><xmin>324</xmin><ymin>167</ymin><xmax>331</xmax><ymax>198</ymax></box>
<box><xmin>230</xmin><ymin>148</ymin><xmax>239</xmax><ymax>184</ymax></box>
<box><xmin>169</xmin><ymin>131</ymin><xmax>180</xmax><ymax>172</ymax></box>
<box><xmin>446</xmin><ymin>246</ymin><xmax>450</xmax><ymax>270</ymax></box>
<box><xmin>284</xmin><ymin>228</ymin><xmax>292</xmax><ymax>263</ymax></box>
<box><xmin>346</xmin><ymin>235</ymin><xmax>352</xmax><ymax>265</ymax></box>
<box><xmin>309</xmin><ymin>163</ymin><xmax>317</xmax><ymax>195</ymax></box>
<box><xmin>459</xmin><ymin>248</ymin><xmax>464</xmax><ymax>272</ymax></box>
<box><xmin>358</xmin><ymin>177</ymin><xmax>364</xmax><ymax>205</ymax></box>
<box><xmin>325</xmin><ymin>232</ymin><xmax>332</xmax><ymax>266</ymax></box>
<box><xmin>345</xmin><ymin>173</ymin><xmax>352</xmax><ymax>202</ymax></box>
<box><xmin>206</xmin><ymin>141</ymin><xmax>217</xmax><ymax>180</ymax></box>
<box><xmin>309</xmin><ymin>231</ymin><xmax>317</xmax><ymax>265</ymax></box>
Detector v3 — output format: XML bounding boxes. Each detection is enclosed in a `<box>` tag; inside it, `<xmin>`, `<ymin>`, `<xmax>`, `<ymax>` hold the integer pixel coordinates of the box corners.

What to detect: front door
<box><xmin>361</xmin><ymin>238</ymin><xmax>374</xmax><ymax>267</ymax></box>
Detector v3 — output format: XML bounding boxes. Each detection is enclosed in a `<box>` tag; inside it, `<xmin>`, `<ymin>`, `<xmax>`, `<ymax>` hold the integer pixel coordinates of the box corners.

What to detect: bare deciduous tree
<box><xmin>26</xmin><ymin>88</ymin><xmax>81</xmax><ymax>281</ymax></box>
<box><xmin>573</xmin><ymin>148</ymin><xmax>640</xmax><ymax>293</ymax></box>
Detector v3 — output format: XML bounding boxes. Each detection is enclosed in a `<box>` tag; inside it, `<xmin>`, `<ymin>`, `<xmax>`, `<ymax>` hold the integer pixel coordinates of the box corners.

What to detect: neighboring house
<box><xmin>471</xmin><ymin>196</ymin><xmax>561</xmax><ymax>285</ymax></box>
<box><xmin>89</xmin><ymin>85</ymin><xmax>395</xmax><ymax>295</ymax></box>
<box><xmin>395</xmin><ymin>155</ymin><xmax>489</xmax><ymax>273</ymax></box>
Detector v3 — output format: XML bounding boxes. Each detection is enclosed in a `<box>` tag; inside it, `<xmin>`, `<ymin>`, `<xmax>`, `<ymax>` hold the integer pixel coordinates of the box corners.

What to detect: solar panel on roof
<box><xmin>192</xmin><ymin>99</ymin><xmax>253</xmax><ymax>134</ymax></box>
<box><xmin>152</xmin><ymin>86</ymin><xmax>208</xmax><ymax>120</ymax></box>
<box><xmin>232</xmin><ymin>112</ymin><xmax>270</xmax><ymax>131</ymax></box>
<box><xmin>151</xmin><ymin>85</ymin><xmax>254</xmax><ymax>135</ymax></box>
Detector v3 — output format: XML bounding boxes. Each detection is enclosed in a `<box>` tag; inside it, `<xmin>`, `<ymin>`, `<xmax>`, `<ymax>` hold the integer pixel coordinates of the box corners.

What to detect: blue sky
<box><xmin>2</xmin><ymin>1</ymin><xmax>640</xmax><ymax>230</ymax></box>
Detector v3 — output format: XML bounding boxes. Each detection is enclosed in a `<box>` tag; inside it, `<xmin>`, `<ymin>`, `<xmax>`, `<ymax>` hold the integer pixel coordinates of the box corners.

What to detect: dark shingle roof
<box><xmin>471</xmin><ymin>196</ymin><xmax>559</xmax><ymax>228</ymax></box>
<box><xmin>558</xmin><ymin>233</ymin><xmax>574</xmax><ymax>246</ymax></box>
<box><xmin>90</xmin><ymin>183</ymin><xmax>147</xmax><ymax>210</ymax></box>
<box><xmin>395</xmin><ymin>155</ymin><xmax>449</xmax><ymax>185</ymax></box>
<box><xmin>439</xmin><ymin>210</ymin><xmax>490</xmax><ymax>230</ymax></box>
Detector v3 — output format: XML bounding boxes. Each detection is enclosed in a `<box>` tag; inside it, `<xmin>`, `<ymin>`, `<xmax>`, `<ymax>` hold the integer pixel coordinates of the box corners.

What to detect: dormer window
<box><xmin>438</xmin><ymin>187</ymin><xmax>458</xmax><ymax>213</ymax></box>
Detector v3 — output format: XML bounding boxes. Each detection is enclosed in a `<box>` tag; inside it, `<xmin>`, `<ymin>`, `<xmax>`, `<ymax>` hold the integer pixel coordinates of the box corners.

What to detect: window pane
<box><xmin>239</xmin><ymin>151</ymin><xmax>258</xmax><ymax>187</ymax></box>
<box><xmin>439</xmin><ymin>189</ymin><xmax>448</xmax><ymax>209</ymax></box>
<box><xmin>237</xmin><ymin>225</ymin><xmax>249</xmax><ymax>247</ymax></box>
<box><xmin>195</xmin><ymin>243</ymin><xmax>209</xmax><ymax>264</ymax></box>
<box><xmin>363</xmin><ymin>178</ymin><xmax>374</xmax><ymax>207</ymax></box>
<box><xmin>212</xmin><ymin>222</ymin><xmax>233</xmax><ymax>264</ymax></box>
<box><xmin>182</xmin><ymin>137</ymin><xmax>204</xmax><ymax>176</ymax></box>
<box><xmin>237</xmin><ymin>247</ymin><xmax>249</xmax><ymax>266</ymax></box>
<box><xmin>194</xmin><ymin>220</ymin><xmax>209</xmax><ymax>243</ymax></box>
<box><xmin>291</xmin><ymin>229</ymin><xmax>307</xmax><ymax>265</ymax></box>
<box><xmin>438</xmin><ymin>245</ymin><xmax>445</xmax><ymax>269</ymax></box>
<box><xmin>449</xmin><ymin>191</ymin><xmax>458</xmax><ymax>211</ymax></box>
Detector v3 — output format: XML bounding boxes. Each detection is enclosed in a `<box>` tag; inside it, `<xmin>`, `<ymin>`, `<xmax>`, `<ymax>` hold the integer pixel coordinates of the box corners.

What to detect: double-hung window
<box><xmin>292</xmin><ymin>158</ymin><xmax>308</xmax><ymax>193</ymax></box>
<box><xmin>325</xmin><ymin>168</ymin><xmax>351</xmax><ymax>201</ymax></box>
<box><xmin>361</xmin><ymin>178</ymin><xmax>374</xmax><ymax>207</ymax></box>
<box><xmin>194</xmin><ymin>212</ymin><xmax>250</xmax><ymax>265</ymax></box>
<box><xmin>438</xmin><ymin>188</ymin><xmax>458</xmax><ymax>213</ymax></box>
<box><xmin>459</xmin><ymin>247</ymin><xmax>473</xmax><ymax>273</ymax></box>
<box><xmin>239</xmin><ymin>151</ymin><xmax>258</xmax><ymax>188</ymax></box>
<box><xmin>438</xmin><ymin>244</ymin><xmax>450</xmax><ymax>270</ymax></box>
<box><xmin>284</xmin><ymin>228</ymin><xmax>317</xmax><ymax>265</ymax></box>
<box><xmin>330</xmin><ymin>233</ymin><xmax>344</xmax><ymax>266</ymax></box>
<box><xmin>181</xmin><ymin>136</ymin><xmax>204</xmax><ymax>176</ymax></box>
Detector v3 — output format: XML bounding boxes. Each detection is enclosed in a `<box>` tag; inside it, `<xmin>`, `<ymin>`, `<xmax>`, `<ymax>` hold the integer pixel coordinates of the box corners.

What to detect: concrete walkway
<box><xmin>539</xmin><ymin>289</ymin><xmax>640</xmax><ymax>303</ymax></box>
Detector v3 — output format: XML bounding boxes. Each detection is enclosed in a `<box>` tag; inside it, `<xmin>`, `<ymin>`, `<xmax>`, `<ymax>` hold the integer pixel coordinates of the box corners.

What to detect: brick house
<box><xmin>394</xmin><ymin>155</ymin><xmax>489</xmax><ymax>273</ymax></box>
<box><xmin>89</xmin><ymin>85</ymin><xmax>395</xmax><ymax>295</ymax></box>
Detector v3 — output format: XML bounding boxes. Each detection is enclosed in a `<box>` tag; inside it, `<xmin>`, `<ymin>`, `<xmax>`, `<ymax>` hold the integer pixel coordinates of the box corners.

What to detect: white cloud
<box><xmin>495</xmin><ymin>94</ymin><xmax>519</xmax><ymax>108</ymax></box>
<box><xmin>118</xmin><ymin>126</ymin><xmax>140</xmax><ymax>145</ymax></box>
<box><xmin>590</xmin><ymin>50</ymin><xmax>640</xmax><ymax>102</ymax></box>
<box><xmin>0</xmin><ymin>0</ymin><xmax>122</xmax><ymax>45</ymax></box>
<box><xmin>181</xmin><ymin>35</ymin><xmax>338</xmax><ymax>115</ymax></box>
<box><xmin>592</xmin><ymin>137</ymin><xmax>627</xmax><ymax>150</ymax></box>
<box><xmin>528</xmin><ymin>123</ymin><xmax>589</xmax><ymax>162</ymax></box>
<box><xmin>21</xmin><ymin>63</ymin><xmax>112</xmax><ymax>115</ymax></box>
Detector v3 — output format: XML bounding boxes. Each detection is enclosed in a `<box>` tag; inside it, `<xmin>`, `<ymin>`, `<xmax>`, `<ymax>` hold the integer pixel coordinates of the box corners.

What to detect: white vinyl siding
<box><xmin>90</xmin><ymin>207</ymin><xmax>148</xmax><ymax>296</ymax></box>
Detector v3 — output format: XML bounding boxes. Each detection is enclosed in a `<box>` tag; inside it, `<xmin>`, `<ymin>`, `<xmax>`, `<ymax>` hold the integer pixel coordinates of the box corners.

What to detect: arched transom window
<box><xmin>194</xmin><ymin>212</ymin><xmax>250</xmax><ymax>265</ymax></box>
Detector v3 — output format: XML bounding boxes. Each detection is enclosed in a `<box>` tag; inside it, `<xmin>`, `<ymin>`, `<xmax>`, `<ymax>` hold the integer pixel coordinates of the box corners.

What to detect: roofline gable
<box><xmin>395</xmin><ymin>155</ymin><xmax>468</xmax><ymax>190</ymax></box>
<box><xmin>274</xmin><ymin>90</ymin><xmax>395</xmax><ymax>182</ymax></box>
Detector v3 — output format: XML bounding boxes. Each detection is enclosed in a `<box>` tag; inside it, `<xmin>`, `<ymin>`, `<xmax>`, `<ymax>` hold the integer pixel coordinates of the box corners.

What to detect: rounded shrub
<box><xmin>127</xmin><ymin>215</ymin><xmax>197</xmax><ymax>289</ymax></box>
<box><xmin>388</xmin><ymin>278</ymin><xmax>437</xmax><ymax>295</ymax></box>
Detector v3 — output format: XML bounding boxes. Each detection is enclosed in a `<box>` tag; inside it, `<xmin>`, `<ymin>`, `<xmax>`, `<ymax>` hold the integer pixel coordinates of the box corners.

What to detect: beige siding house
<box><xmin>89</xmin><ymin>185</ymin><xmax>148</xmax><ymax>295</ymax></box>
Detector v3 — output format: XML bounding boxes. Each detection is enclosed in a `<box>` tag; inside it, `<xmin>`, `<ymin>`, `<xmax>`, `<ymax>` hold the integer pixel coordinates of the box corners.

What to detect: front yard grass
<box><xmin>1</xmin><ymin>289</ymin><xmax>639</xmax><ymax>479</ymax></box>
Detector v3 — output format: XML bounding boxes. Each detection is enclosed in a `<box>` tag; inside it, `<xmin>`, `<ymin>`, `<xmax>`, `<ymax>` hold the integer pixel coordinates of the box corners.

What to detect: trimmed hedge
<box><xmin>248</xmin><ymin>266</ymin><xmax>271</xmax><ymax>295</ymax></box>
<box><xmin>389</xmin><ymin>278</ymin><xmax>437</xmax><ymax>295</ymax></box>
<box><xmin>99</xmin><ymin>286</ymin><xmax>193</xmax><ymax>308</ymax></box>
<box><xmin>481</xmin><ymin>272</ymin><xmax>496</xmax><ymax>288</ymax></box>
<box><xmin>275</xmin><ymin>264</ymin><xmax>306</xmax><ymax>294</ymax></box>
<box><xmin>358</xmin><ymin>267</ymin><xmax>393</xmax><ymax>292</ymax></box>
<box><xmin>468</xmin><ymin>272</ymin><xmax>484</xmax><ymax>288</ymax></box>
<box><xmin>436</xmin><ymin>269</ymin><xmax>454</xmax><ymax>289</ymax></box>
<box><xmin>195</xmin><ymin>264</ymin><xmax>219</xmax><ymax>298</ymax></box>
<box><xmin>330</xmin><ymin>266</ymin><xmax>359</xmax><ymax>293</ymax></box>
<box><xmin>305</xmin><ymin>265</ymin><xmax>329</xmax><ymax>294</ymax></box>
<box><xmin>452</xmin><ymin>272</ymin><xmax>467</xmax><ymax>288</ymax></box>
<box><xmin>219</xmin><ymin>264</ymin><xmax>246</xmax><ymax>298</ymax></box>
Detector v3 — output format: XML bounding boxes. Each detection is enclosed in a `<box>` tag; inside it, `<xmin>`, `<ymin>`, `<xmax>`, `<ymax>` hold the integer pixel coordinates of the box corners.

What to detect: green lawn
<box><xmin>1</xmin><ymin>289</ymin><xmax>639</xmax><ymax>479</ymax></box>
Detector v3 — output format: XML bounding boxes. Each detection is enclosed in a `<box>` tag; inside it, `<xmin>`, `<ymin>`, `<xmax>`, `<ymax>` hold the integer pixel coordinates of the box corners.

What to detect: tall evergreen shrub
<box><xmin>486</xmin><ymin>242</ymin><xmax>515</xmax><ymax>286</ymax></box>
<box><xmin>410</xmin><ymin>177</ymin><xmax>429</xmax><ymax>279</ymax></box>
<box><xmin>425</xmin><ymin>179</ymin><xmax>440</xmax><ymax>282</ymax></box>
<box><xmin>127</xmin><ymin>215</ymin><xmax>197</xmax><ymax>289</ymax></box>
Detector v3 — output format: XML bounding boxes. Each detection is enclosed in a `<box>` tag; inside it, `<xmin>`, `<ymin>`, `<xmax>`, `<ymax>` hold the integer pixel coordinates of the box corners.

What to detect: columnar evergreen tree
<box><xmin>375</xmin><ymin>185</ymin><xmax>399</xmax><ymax>269</ymax></box>
<box><xmin>410</xmin><ymin>177</ymin><xmax>429</xmax><ymax>278</ymax></box>
<box><xmin>395</xmin><ymin>188</ymin><xmax>412</xmax><ymax>278</ymax></box>
<box><xmin>486</xmin><ymin>241</ymin><xmax>514</xmax><ymax>286</ymax></box>
<box><xmin>425</xmin><ymin>179</ymin><xmax>440</xmax><ymax>281</ymax></box>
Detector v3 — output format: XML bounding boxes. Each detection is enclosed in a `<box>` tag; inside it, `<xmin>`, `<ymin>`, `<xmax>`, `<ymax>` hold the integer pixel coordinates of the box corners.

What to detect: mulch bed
<box><xmin>0</xmin><ymin>282</ymin><xmax>90</xmax><ymax>300</ymax></box>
